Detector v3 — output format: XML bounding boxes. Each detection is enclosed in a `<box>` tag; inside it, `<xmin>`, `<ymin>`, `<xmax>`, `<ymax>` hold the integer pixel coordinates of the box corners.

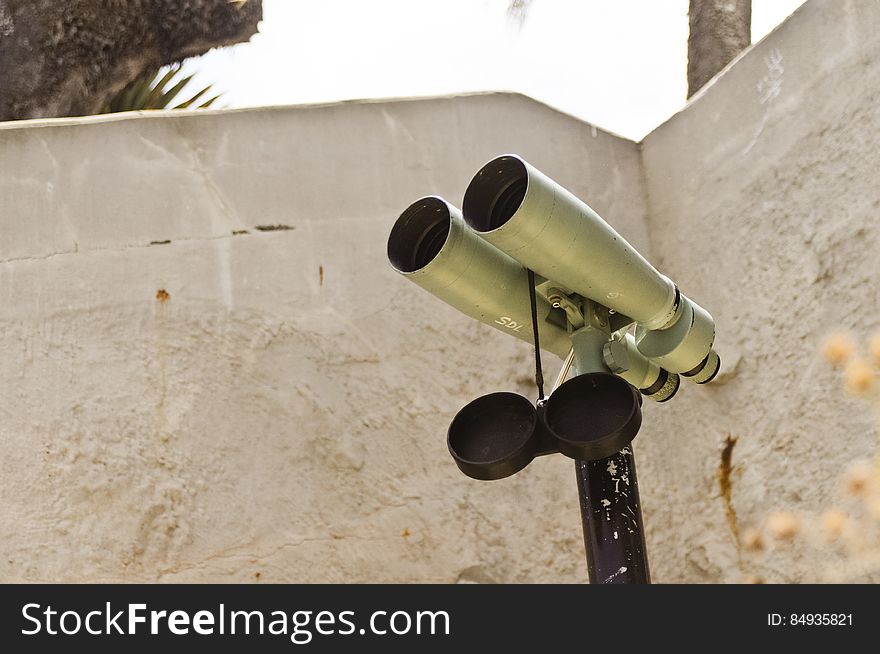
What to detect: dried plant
<box><xmin>741</xmin><ymin>332</ymin><xmax>880</xmax><ymax>582</ymax></box>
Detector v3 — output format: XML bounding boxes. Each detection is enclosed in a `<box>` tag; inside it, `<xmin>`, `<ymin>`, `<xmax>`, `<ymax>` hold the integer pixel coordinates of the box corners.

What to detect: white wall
<box><xmin>3</xmin><ymin>0</ymin><xmax>878</xmax><ymax>582</ymax></box>
<box><xmin>639</xmin><ymin>0</ymin><xmax>880</xmax><ymax>582</ymax></box>
<box><xmin>0</xmin><ymin>94</ymin><xmax>646</xmax><ymax>582</ymax></box>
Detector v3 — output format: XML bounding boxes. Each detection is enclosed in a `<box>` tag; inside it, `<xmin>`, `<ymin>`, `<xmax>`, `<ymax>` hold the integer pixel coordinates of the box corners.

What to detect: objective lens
<box><xmin>387</xmin><ymin>197</ymin><xmax>451</xmax><ymax>273</ymax></box>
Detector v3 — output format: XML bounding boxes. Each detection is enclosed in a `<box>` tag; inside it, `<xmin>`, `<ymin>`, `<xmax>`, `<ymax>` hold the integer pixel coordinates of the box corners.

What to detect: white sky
<box><xmin>189</xmin><ymin>0</ymin><xmax>808</xmax><ymax>140</ymax></box>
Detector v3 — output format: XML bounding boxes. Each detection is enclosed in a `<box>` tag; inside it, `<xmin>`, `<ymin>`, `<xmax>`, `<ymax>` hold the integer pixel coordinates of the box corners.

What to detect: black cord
<box><xmin>527</xmin><ymin>269</ymin><xmax>545</xmax><ymax>401</ymax></box>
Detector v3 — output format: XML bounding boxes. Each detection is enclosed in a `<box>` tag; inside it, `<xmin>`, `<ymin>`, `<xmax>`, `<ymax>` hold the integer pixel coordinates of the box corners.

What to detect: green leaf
<box><xmin>173</xmin><ymin>85</ymin><xmax>211</xmax><ymax>109</ymax></box>
<box><xmin>142</xmin><ymin>67</ymin><xmax>182</xmax><ymax>108</ymax></box>
<box><xmin>198</xmin><ymin>94</ymin><xmax>222</xmax><ymax>109</ymax></box>
<box><xmin>105</xmin><ymin>63</ymin><xmax>223</xmax><ymax>113</ymax></box>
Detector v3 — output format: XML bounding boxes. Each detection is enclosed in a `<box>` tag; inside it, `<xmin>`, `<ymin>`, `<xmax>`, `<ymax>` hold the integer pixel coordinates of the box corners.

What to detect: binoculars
<box><xmin>387</xmin><ymin>154</ymin><xmax>720</xmax><ymax>480</ymax></box>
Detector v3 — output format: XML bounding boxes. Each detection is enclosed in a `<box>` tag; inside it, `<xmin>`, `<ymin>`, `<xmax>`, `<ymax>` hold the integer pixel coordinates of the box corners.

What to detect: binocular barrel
<box><xmin>462</xmin><ymin>155</ymin><xmax>677</xmax><ymax>329</ymax></box>
<box><xmin>387</xmin><ymin>196</ymin><xmax>571</xmax><ymax>358</ymax></box>
<box><xmin>387</xmin><ymin>196</ymin><xmax>684</xmax><ymax>400</ymax></box>
<box><xmin>462</xmin><ymin>155</ymin><xmax>719</xmax><ymax>378</ymax></box>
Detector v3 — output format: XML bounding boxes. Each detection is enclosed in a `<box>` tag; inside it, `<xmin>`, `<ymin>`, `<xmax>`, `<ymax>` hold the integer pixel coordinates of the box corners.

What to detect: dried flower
<box><xmin>820</xmin><ymin>509</ymin><xmax>848</xmax><ymax>540</ymax></box>
<box><xmin>742</xmin><ymin>528</ymin><xmax>764</xmax><ymax>551</ymax></box>
<box><xmin>766</xmin><ymin>511</ymin><xmax>801</xmax><ymax>540</ymax></box>
<box><xmin>844</xmin><ymin>359</ymin><xmax>874</xmax><ymax>394</ymax></box>
<box><xmin>822</xmin><ymin>333</ymin><xmax>855</xmax><ymax>366</ymax></box>
<box><xmin>842</xmin><ymin>461</ymin><xmax>875</xmax><ymax>496</ymax></box>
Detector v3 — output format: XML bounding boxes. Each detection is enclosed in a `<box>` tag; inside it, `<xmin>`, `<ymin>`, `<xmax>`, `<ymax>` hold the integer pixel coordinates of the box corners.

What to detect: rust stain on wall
<box><xmin>718</xmin><ymin>435</ymin><xmax>742</xmax><ymax>567</ymax></box>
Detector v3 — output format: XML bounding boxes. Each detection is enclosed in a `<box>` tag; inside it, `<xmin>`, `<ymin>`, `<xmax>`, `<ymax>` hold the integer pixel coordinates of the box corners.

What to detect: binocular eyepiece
<box><xmin>448</xmin><ymin>373</ymin><xmax>642</xmax><ymax>480</ymax></box>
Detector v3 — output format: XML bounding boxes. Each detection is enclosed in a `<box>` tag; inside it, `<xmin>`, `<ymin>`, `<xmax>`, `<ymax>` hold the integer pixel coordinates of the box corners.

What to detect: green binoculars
<box><xmin>387</xmin><ymin>154</ymin><xmax>720</xmax><ymax>404</ymax></box>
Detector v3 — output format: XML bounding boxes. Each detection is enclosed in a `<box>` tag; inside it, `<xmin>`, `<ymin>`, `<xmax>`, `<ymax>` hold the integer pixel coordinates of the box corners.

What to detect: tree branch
<box><xmin>0</xmin><ymin>0</ymin><xmax>262</xmax><ymax>121</ymax></box>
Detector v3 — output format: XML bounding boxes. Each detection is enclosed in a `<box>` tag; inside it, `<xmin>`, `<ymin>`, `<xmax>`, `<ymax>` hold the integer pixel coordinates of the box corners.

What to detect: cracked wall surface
<box><xmin>2</xmin><ymin>0</ymin><xmax>878</xmax><ymax>584</ymax></box>
<box><xmin>637</xmin><ymin>0</ymin><xmax>880</xmax><ymax>582</ymax></box>
<box><xmin>0</xmin><ymin>94</ymin><xmax>647</xmax><ymax>582</ymax></box>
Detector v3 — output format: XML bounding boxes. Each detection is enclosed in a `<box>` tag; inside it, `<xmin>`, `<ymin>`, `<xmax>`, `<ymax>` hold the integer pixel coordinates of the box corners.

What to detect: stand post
<box><xmin>575</xmin><ymin>450</ymin><xmax>650</xmax><ymax>584</ymax></box>
<box><xmin>569</xmin><ymin>324</ymin><xmax>651</xmax><ymax>584</ymax></box>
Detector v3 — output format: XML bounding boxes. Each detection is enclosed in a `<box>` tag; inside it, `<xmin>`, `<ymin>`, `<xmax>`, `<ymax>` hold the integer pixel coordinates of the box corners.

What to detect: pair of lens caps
<box><xmin>448</xmin><ymin>372</ymin><xmax>642</xmax><ymax>481</ymax></box>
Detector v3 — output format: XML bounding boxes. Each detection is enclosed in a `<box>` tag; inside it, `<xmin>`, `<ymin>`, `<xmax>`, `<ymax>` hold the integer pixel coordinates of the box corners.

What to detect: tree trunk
<box><xmin>0</xmin><ymin>0</ymin><xmax>262</xmax><ymax>122</ymax></box>
<box><xmin>687</xmin><ymin>0</ymin><xmax>751</xmax><ymax>98</ymax></box>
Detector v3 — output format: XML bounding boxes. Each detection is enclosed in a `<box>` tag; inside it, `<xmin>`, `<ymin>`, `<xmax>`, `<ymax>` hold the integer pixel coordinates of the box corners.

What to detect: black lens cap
<box><xmin>447</xmin><ymin>392</ymin><xmax>539</xmax><ymax>481</ymax></box>
<box><xmin>543</xmin><ymin>373</ymin><xmax>642</xmax><ymax>461</ymax></box>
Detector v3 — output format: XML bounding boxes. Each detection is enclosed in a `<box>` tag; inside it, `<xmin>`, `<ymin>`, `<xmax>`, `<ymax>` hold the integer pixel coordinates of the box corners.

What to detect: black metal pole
<box><xmin>575</xmin><ymin>446</ymin><xmax>650</xmax><ymax>584</ymax></box>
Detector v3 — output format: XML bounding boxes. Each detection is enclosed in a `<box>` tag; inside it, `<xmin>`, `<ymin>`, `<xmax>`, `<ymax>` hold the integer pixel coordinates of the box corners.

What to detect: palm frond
<box><xmin>104</xmin><ymin>65</ymin><xmax>222</xmax><ymax>113</ymax></box>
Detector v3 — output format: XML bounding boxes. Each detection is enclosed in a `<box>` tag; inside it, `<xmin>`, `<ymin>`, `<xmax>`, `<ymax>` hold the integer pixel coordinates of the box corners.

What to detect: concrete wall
<box><xmin>0</xmin><ymin>94</ymin><xmax>647</xmax><ymax>582</ymax></box>
<box><xmin>638</xmin><ymin>0</ymin><xmax>880</xmax><ymax>582</ymax></box>
<box><xmin>2</xmin><ymin>0</ymin><xmax>877</xmax><ymax>583</ymax></box>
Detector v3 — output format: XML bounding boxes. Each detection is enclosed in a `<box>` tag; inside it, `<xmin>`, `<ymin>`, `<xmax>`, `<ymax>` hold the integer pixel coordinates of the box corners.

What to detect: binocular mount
<box><xmin>444</xmin><ymin>293</ymin><xmax>653</xmax><ymax>584</ymax></box>
<box><xmin>387</xmin><ymin>154</ymin><xmax>721</xmax><ymax>584</ymax></box>
<box><xmin>448</xmin><ymin>299</ymin><xmax>644</xmax><ymax>481</ymax></box>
